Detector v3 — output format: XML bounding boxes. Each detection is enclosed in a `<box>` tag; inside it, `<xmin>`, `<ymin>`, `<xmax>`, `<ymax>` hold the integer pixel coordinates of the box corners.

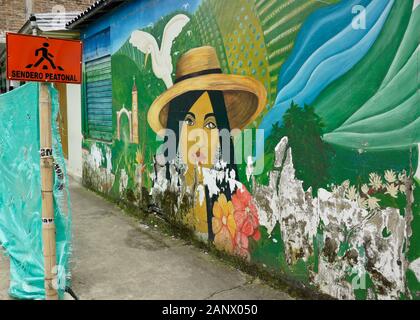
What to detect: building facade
<box><xmin>69</xmin><ymin>0</ymin><xmax>420</xmax><ymax>300</ymax></box>
<box><xmin>0</xmin><ymin>0</ymin><xmax>94</xmax><ymax>34</ymax></box>
<box><xmin>0</xmin><ymin>0</ymin><xmax>94</xmax><ymax>93</ymax></box>
<box><xmin>0</xmin><ymin>0</ymin><xmax>94</xmax><ymax>179</ymax></box>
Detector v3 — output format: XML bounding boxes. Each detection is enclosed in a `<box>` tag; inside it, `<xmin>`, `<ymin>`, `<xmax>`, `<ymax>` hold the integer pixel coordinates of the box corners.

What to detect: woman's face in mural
<box><xmin>180</xmin><ymin>92</ymin><xmax>220</xmax><ymax>171</ymax></box>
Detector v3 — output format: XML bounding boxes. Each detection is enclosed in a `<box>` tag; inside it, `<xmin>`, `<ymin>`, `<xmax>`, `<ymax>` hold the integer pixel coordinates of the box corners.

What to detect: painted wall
<box><xmin>66</xmin><ymin>84</ymin><xmax>83</xmax><ymax>181</ymax></box>
<box><xmin>80</xmin><ymin>0</ymin><xmax>420</xmax><ymax>299</ymax></box>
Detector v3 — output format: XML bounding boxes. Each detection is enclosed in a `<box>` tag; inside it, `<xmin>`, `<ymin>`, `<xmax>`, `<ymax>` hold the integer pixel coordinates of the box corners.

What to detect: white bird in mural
<box><xmin>129</xmin><ymin>14</ymin><xmax>190</xmax><ymax>89</ymax></box>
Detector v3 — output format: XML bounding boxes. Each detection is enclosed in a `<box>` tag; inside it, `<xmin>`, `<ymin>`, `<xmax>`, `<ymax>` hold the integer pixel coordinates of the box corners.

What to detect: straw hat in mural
<box><xmin>147</xmin><ymin>46</ymin><xmax>267</xmax><ymax>135</ymax></box>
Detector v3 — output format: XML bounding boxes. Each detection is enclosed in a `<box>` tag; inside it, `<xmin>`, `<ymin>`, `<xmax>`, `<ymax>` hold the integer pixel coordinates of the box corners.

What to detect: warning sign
<box><xmin>6</xmin><ymin>33</ymin><xmax>82</xmax><ymax>84</ymax></box>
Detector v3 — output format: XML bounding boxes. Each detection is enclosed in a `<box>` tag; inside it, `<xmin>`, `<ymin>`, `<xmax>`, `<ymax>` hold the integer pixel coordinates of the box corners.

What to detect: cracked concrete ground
<box><xmin>0</xmin><ymin>178</ymin><xmax>293</xmax><ymax>300</ymax></box>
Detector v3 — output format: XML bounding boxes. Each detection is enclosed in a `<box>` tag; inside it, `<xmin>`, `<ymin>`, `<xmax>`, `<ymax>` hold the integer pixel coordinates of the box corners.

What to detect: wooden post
<box><xmin>39</xmin><ymin>82</ymin><xmax>58</xmax><ymax>300</ymax></box>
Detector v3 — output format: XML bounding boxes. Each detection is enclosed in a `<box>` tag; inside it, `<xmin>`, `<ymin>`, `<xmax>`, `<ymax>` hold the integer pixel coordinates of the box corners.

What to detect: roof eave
<box><xmin>66</xmin><ymin>0</ymin><xmax>126</xmax><ymax>30</ymax></box>
<box><xmin>18</xmin><ymin>21</ymin><xmax>34</xmax><ymax>35</ymax></box>
<box><xmin>18</xmin><ymin>13</ymin><xmax>82</xmax><ymax>36</ymax></box>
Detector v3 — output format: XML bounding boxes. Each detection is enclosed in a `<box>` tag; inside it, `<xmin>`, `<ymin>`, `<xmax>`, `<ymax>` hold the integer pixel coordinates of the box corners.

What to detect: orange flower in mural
<box><xmin>232</xmin><ymin>186</ymin><xmax>261</xmax><ymax>242</ymax></box>
<box><xmin>234</xmin><ymin>230</ymin><xmax>250</xmax><ymax>261</ymax></box>
<box><xmin>212</xmin><ymin>194</ymin><xmax>236</xmax><ymax>254</ymax></box>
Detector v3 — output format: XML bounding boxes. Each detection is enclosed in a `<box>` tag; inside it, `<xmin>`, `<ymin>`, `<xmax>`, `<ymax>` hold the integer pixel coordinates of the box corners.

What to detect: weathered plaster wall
<box><xmin>80</xmin><ymin>0</ymin><xmax>420</xmax><ymax>299</ymax></box>
<box><xmin>66</xmin><ymin>84</ymin><xmax>83</xmax><ymax>181</ymax></box>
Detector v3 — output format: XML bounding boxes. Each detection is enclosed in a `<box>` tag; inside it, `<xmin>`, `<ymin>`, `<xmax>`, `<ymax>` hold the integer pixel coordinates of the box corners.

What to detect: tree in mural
<box><xmin>267</xmin><ymin>102</ymin><xmax>333</xmax><ymax>192</ymax></box>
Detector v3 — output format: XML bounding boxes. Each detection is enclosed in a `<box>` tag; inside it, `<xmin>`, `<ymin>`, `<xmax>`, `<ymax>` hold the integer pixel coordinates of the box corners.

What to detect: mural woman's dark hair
<box><xmin>165</xmin><ymin>90</ymin><xmax>238</xmax><ymax>240</ymax></box>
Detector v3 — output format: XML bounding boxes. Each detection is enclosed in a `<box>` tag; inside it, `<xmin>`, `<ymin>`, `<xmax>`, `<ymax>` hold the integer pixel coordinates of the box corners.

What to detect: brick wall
<box><xmin>0</xmin><ymin>0</ymin><xmax>95</xmax><ymax>34</ymax></box>
<box><xmin>0</xmin><ymin>0</ymin><xmax>26</xmax><ymax>34</ymax></box>
<box><xmin>32</xmin><ymin>0</ymin><xmax>96</xmax><ymax>15</ymax></box>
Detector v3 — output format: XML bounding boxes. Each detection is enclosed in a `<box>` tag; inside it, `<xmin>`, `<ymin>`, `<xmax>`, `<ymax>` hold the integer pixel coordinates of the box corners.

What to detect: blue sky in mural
<box><xmin>110</xmin><ymin>0</ymin><xmax>200</xmax><ymax>53</ymax></box>
<box><xmin>257</xmin><ymin>0</ymin><xmax>394</xmax><ymax>156</ymax></box>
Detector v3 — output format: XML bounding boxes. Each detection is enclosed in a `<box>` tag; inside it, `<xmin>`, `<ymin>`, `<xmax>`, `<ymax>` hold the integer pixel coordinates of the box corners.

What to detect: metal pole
<box><xmin>30</xmin><ymin>14</ymin><xmax>37</xmax><ymax>36</ymax></box>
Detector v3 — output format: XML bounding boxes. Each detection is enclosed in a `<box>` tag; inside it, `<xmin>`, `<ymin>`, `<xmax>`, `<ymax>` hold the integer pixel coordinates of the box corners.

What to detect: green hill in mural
<box><xmin>323</xmin><ymin>4</ymin><xmax>420</xmax><ymax>150</ymax></box>
<box><xmin>313</xmin><ymin>0</ymin><xmax>413</xmax><ymax>134</ymax></box>
<box><xmin>253</xmin><ymin>0</ymin><xmax>338</xmax><ymax>99</ymax></box>
<box><xmin>380</xmin><ymin>5</ymin><xmax>420</xmax><ymax>90</ymax></box>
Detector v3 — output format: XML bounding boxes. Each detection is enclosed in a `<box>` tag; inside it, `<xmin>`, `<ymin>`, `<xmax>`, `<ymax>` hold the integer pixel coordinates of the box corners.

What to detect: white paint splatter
<box><xmin>409</xmin><ymin>258</ymin><xmax>420</xmax><ymax>281</ymax></box>
<box><xmin>197</xmin><ymin>184</ymin><xmax>206</xmax><ymax>206</ymax></box>
<box><xmin>119</xmin><ymin>169</ymin><xmax>128</xmax><ymax>194</ymax></box>
<box><xmin>255</xmin><ymin>136</ymin><xmax>408</xmax><ymax>299</ymax></box>
<box><xmin>89</xmin><ymin>143</ymin><xmax>103</xmax><ymax>169</ymax></box>
<box><xmin>274</xmin><ymin>136</ymin><xmax>288</xmax><ymax>168</ymax></box>
<box><xmin>106</xmin><ymin>147</ymin><xmax>112</xmax><ymax>174</ymax></box>
<box><xmin>315</xmin><ymin>258</ymin><xmax>356</xmax><ymax>300</ymax></box>
<box><xmin>415</xmin><ymin>143</ymin><xmax>420</xmax><ymax>180</ymax></box>
<box><xmin>246</xmin><ymin>156</ymin><xmax>254</xmax><ymax>182</ymax></box>
<box><xmin>202</xmin><ymin>168</ymin><xmax>221</xmax><ymax>198</ymax></box>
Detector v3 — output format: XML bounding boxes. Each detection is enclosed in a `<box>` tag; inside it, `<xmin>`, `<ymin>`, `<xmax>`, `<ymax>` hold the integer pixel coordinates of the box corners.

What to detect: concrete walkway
<box><xmin>0</xmin><ymin>249</ymin><xmax>10</xmax><ymax>300</ymax></box>
<box><xmin>0</xmin><ymin>179</ymin><xmax>293</xmax><ymax>300</ymax></box>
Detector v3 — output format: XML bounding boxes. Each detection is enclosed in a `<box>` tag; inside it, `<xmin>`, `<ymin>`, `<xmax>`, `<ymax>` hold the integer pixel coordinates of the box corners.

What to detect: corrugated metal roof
<box><xmin>19</xmin><ymin>12</ymin><xmax>80</xmax><ymax>33</ymax></box>
<box><xmin>66</xmin><ymin>0</ymin><xmax>126</xmax><ymax>30</ymax></box>
<box><xmin>34</xmin><ymin>13</ymin><xmax>80</xmax><ymax>31</ymax></box>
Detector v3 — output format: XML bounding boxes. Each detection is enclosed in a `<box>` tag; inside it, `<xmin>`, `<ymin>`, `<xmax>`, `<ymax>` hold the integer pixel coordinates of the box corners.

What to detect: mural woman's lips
<box><xmin>190</xmin><ymin>149</ymin><xmax>207</xmax><ymax>165</ymax></box>
<box><xmin>197</xmin><ymin>150</ymin><xmax>208</xmax><ymax>164</ymax></box>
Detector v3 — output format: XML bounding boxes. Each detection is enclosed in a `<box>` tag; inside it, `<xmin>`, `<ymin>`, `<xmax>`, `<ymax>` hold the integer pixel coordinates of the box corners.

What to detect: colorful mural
<box><xmin>81</xmin><ymin>0</ymin><xmax>420</xmax><ymax>300</ymax></box>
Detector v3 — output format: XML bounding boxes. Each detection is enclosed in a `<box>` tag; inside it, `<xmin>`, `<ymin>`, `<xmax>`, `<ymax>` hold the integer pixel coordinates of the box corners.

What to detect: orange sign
<box><xmin>6</xmin><ymin>33</ymin><xmax>82</xmax><ymax>84</ymax></box>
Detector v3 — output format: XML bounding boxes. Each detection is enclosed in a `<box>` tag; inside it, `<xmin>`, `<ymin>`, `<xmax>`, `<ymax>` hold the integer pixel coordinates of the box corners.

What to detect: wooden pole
<box><xmin>39</xmin><ymin>82</ymin><xmax>58</xmax><ymax>300</ymax></box>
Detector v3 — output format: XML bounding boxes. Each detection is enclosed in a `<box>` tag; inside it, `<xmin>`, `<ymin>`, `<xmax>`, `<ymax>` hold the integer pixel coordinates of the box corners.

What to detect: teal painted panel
<box><xmin>86</xmin><ymin>55</ymin><xmax>112</xmax><ymax>141</ymax></box>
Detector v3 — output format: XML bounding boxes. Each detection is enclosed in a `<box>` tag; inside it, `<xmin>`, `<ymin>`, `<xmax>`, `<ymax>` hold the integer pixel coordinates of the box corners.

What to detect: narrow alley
<box><xmin>1</xmin><ymin>179</ymin><xmax>293</xmax><ymax>300</ymax></box>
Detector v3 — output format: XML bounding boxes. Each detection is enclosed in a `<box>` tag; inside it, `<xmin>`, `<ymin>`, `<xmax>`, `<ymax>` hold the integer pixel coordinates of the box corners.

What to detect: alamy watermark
<box><xmin>352</xmin><ymin>5</ymin><xmax>367</xmax><ymax>30</ymax></box>
<box><xmin>155</xmin><ymin>125</ymin><xmax>265</xmax><ymax>175</ymax></box>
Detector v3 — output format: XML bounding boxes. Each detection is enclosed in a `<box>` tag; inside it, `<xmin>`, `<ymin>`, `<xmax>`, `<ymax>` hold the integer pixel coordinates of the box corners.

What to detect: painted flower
<box><xmin>369</xmin><ymin>173</ymin><xmax>383</xmax><ymax>190</ymax></box>
<box><xmin>234</xmin><ymin>231</ymin><xmax>250</xmax><ymax>261</ymax></box>
<box><xmin>212</xmin><ymin>194</ymin><xmax>236</xmax><ymax>254</ymax></box>
<box><xmin>399</xmin><ymin>184</ymin><xmax>406</xmax><ymax>194</ymax></box>
<box><xmin>384</xmin><ymin>170</ymin><xmax>397</xmax><ymax>183</ymax></box>
<box><xmin>361</xmin><ymin>184</ymin><xmax>369</xmax><ymax>195</ymax></box>
<box><xmin>136</xmin><ymin>149</ymin><xmax>144</xmax><ymax>165</ymax></box>
<box><xmin>357</xmin><ymin>196</ymin><xmax>368</xmax><ymax>210</ymax></box>
<box><xmin>232</xmin><ymin>187</ymin><xmax>261</xmax><ymax>241</ymax></box>
<box><xmin>385</xmin><ymin>183</ymin><xmax>399</xmax><ymax>198</ymax></box>
<box><xmin>342</xmin><ymin>180</ymin><xmax>350</xmax><ymax>190</ymax></box>
<box><xmin>345</xmin><ymin>185</ymin><xmax>358</xmax><ymax>201</ymax></box>
<box><xmin>367</xmin><ymin>196</ymin><xmax>380</xmax><ymax>210</ymax></box>
<box><xmin>398</xmin><ymin>171</ymin><xmax>408</xmax><ymax>183</ymax></box>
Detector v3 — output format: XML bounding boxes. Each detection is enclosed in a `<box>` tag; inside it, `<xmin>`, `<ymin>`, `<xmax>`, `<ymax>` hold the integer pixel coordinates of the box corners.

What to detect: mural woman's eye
<box><xmin>185</xmin><ymin>117</ymin><xmax>195</xmax><ymax>126</ymax></box>
<box><xmin>205</xmin><ymin>121</ymin><xmax>216</xmax><ymax>130</ymax></box>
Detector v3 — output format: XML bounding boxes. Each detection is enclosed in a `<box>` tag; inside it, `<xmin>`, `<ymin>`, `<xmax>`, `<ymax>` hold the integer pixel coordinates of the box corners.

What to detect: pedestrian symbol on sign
<box><xmin>25</xmin><ymin>43</ymin><xmax>64</xmax><ymax>71</ymax></box>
